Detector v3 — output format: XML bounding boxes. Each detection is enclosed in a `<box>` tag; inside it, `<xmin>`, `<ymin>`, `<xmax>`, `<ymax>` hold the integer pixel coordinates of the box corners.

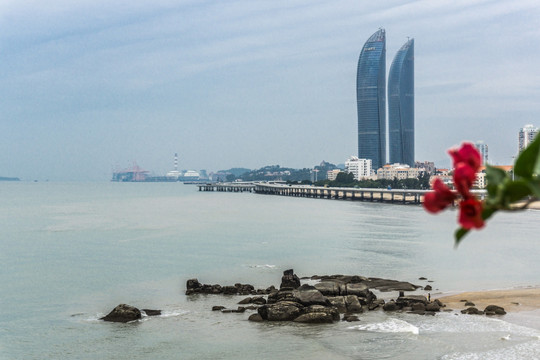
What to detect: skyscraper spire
<box><xmin>357</xmin><ymin>29</ymin><xmax>386</xmax><ymax>170</ymax></box>
<box><xmin>388</xmin><ymin>38</ymin><xmax>415</xmax><ymax>166</ymax></box>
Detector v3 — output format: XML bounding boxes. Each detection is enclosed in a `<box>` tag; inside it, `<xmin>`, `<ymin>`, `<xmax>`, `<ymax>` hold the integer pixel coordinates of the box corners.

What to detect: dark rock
<box><xmin>366</xmin><ymin>278</ymin><xmax>421</xmax><ymax>292</ymax></box>
<box><xmin>142</xmin><ymin>309</ymin><xmax>161</xmax><ymax>316</ymax></box>
<box><xmin>234</xmin><ymin>283</ymin><xmax>255</xmax><ymax>295</ymax></box>
<box><xmin>259</xmin><ymin>301</ymin><xmax>304</xmax><ymax>321</ymax></box>
<box><xmin>292</xmin><ymin>285</ymin><xmax>329</xmax><ymax>306</ymax></box>
<box><xmin>293</xmin><ymin>312</ymin><xmax>333</xmax><ymax>323</ymax></box>
<box><xmin>327</xmin><ymin>297</ymin><xmax>347</xmax><ymax>313</ymax></box>
<box><xmin>424</xmin><ymin>285</ymin><xmax>432</xmax><ymax>291</ymax></box>
<box><xmin>434</xmin><ymin>299</ymin><xmax>444</xmax><ymax>307</ymax></box>
<box><xmin>383</xmin><ymin>301</ymin><xmax>399</xmax><ymax>311</ymax></box>
<box><xmin>407</xmin><ymin>310</ymin><xmax>425</xmax><ymax>315</ymax></box>
<box><xmin>186</xmin><ymin>278</ymin><xmax>202</xmax><ymax>290</ymax></box>
<box><xmin>222</xmin><ymin>286</ymin><xmax>238</xmax><ymax>295</ymax></box>
<box><xmin>397</xmin><ymin>295</ymin><xmax>428</xmax><ymax>307</ymax></box>
<box><xmin>280</xmin><ymin>269</ymin><xmax>301</xmax><ymax>289</ymax></box>
<box><xmin>484</xmin><ymin>305</ymin><xmax>506</xmax><ymax>315</ymax></box>
<box><xmin>238</xmin><ymin>297</ymin><xmax>252</xmax><ymax>304</ymax></box>
<box><xmin>101</xmin><ymin>304</ymin><xmax>141</xmax><ymax>323</ymax></box>
<box><xmin>369</xmin><ymin>299</ymin><xmax>385</xmax><ymax>311</ymax></box>
<box><xmin>342</xmin><ymin>314</ymin><xmax>360</xmax><ymax>322</ymax></box>
<box><xmin>419</xmin><ymin>277</ymin><xmax>427</xmax><ymax>280</ymax></box>
<box><xmin>185</xmin><ymin>279</ymin><xmax>203</xmax><ymax>295</ymax></box>
<box><xmin>251</xmin><ymin>296</ymin><xmax>267</xmax><ymax>305</ymax></box>
<box><xmin>221</xmin><ymin>307</ymin><xmax>246</xmax><ymax>313</ymax></box>
<box><xmin>461</xmin><ymin>307</ymin><xmax>482</xmax><ymax>315</ymax></box>
<box><xmin>465</xmin><ymin>301</ymin><xmax>475</xmax><ymax>307</ymax></box>
<box><xmin>424</xmin><ymin>311</ymin><xmax>436</xmax><ymax>316</ymax></box>
<box><xmin>212</xmin><ymin>306</ymin><xmax>225</xmax><ymax>311</ymax></box>
<box><xmin>344</xmin><ymin>295</ymin><xmax>363</xmax><ymax>313</ymax></box>
<box><xmin>341</xmin><ymin>283</ymin><xmax>369</xmax><ymax>297</ymax></box>
<box><xmin>268</xmin><ymin>289</ymin><xmax>295</xmax><ymax>304</ymax></box>
<box><xmin>248</xmin><ymin>313</ymin><xmax>264</xmax><ymax>322</ymax></box>
<box><xmin>302</xmin><ymin>305</ymin><xmax>340</xmax><ymax>322</ymax></box>
<box><xmin>426</xmin><ymin>302</ymin><xmax>440</xmax><ymax>312</ymax></box>
<box><xmin>411</xmin><ymin>303</ymin><xmax>426</xmax><ymax>312</ymax></box>
<box><xmin>314</xmin><ymin>281</ymin><xmax>340</xmax><ymax>296</ymax></box>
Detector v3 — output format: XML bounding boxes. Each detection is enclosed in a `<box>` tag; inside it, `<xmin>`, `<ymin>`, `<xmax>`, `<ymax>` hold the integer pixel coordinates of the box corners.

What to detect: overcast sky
<box><xmin>1</xmin><ymin>0</ymin><xmax>539</xmax><ymax>181</ymax></box>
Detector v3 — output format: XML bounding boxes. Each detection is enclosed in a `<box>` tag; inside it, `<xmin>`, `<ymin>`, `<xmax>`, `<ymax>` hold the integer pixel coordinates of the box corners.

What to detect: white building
<box><xmin>327</xmin><ymin>169</ymin><xmax>341</xmax><ymax>181</ymax></box>
<box><xmin>377</xmin><ymin>163</ymin><xmax>420</xmax><ymax>180</ymax></box>
<box><xmin>345</xmin><ymin>156</ymin><xmax>372</xmax><ymax>180</ymax></box>
<box><xmin>475</xmin><ymin>141</ymin><xmax>488</xmax><ymax>165</ymax></box>
<box><xmin>519</xmin><ymin>124</ymin><xmax>538</xmax><ymax>152</ymax></box>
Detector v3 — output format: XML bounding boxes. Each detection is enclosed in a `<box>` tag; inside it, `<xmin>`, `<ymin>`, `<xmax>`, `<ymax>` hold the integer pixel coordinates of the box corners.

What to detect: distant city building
<box><xmin>182</xmin><ymin>170</ymin><xmax>200</xmax><ymax>182</ymax></box>
<box><xmin>198</xmin><ymin>170</ymin><xmax>209</xmax><ymax>180</ymax></box>
<box><xmin>377</xmin><ymin>163</ymin><xmax>419</xmax><ymax>180</ymax></box>
<box><xmin>327</xmin><ymin>169</ymin><xmax>341</xmax><ymax>181</ymax></box>
<box><xmin>112</xmin><ymin>163</ymin><xmax>149</xmax><ymax>182</ymax></box>
<box><xmin>388</xmin><ymin>38</ymin><xmax>414</xmax><ymax>167</ymax></box>
<box><xmin>345</xmin><ymin>156</ymin><xmax>372</xmax><ymax>180</ymax></box>
<box><xmin>415</xmin><ymin>161</ymin><xmax>435</xmax><ymax>174</ymax></box>
<box><xmin>475</xmin><ymin>141</ymin><xmax>488</xmax><ymax>165</ymax></box>
<box><xmin>519</xmin><ymin>124</ymin><xmax>538</xmax><ymax>152</ymax></box>
<box><xmin>357</xmin><ymin>29</ymin><xmax>386</xmax><ymax>170</ymax></box>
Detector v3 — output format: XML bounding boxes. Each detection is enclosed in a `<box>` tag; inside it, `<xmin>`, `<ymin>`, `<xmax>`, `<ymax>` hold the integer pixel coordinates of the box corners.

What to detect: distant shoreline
<box><xmin>0</xmin><ymin>176</ymin><xmax>20</xmax><ymax>181</ymax></box>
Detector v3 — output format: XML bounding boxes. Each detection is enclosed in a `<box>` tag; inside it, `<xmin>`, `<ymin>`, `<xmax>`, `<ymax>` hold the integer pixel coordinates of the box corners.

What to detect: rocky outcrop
<box><xmin>186</xmin><ymin>278</ymin><xmax>263</xmax><ymax>295</ymax></box>
<box><xmin>101</xmin><ymin>304</ymin><xmax>142</xmax><ymax>323</ymax></box>
<box><xmin>461</xmin><ymin>307</ymin><xmax>482</xmax><ymax>315</ymax></box>
<box><xmin>189</xmin><ymin>270</ymin><xmax>444</xmax><ymax>325</ymax></box>
<box><xmin>259</xmin><ymin>301</ymin><xmax>304</xmax><ymax>321</ymax></box>
<box><xmin>280</xmin><ymin>269</ymin><xmax>301</xmax><ymax>289</ymax></box>
<box><xmin>484</xmin><ymin>305</ymin><xmax>506</xmax><ymax>315</ymax></box>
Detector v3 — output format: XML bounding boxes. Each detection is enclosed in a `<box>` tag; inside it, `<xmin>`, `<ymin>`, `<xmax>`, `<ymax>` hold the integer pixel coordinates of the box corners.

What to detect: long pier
<box><xmin>198</xmin><ymin>183</ymin><xmax>255</xmax><ymax>192</ymax></box>
<box><xmin>198</xmin><ymin>182</ymin><xmax>486</xmax><ymax>205</ymax></box>
<box><xmin>254</xmin><ymin>183</ymin><xmax>426</xmax><ymax>204</ymax></box>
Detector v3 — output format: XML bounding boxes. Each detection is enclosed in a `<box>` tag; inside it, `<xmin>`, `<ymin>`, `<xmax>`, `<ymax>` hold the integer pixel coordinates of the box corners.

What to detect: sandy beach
<box><xmin>436</xmin><ymin>288</ymin><xmax>540</xmax><ymax>312</ymax></box>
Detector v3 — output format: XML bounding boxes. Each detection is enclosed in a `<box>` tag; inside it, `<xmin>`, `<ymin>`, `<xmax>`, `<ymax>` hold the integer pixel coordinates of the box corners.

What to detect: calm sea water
<box><xmin>1</xmin><ymin>182</ymin><xmax>539</xmax><ymax>359</ymax></box>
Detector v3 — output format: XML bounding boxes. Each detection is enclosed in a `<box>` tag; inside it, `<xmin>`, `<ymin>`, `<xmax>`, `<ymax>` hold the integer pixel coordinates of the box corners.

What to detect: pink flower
<box><xmin>423</xmin><ymin>178</ymin><xmax>457</xmax><ymax>213</ymax></box>
<box><xmin>458</xmin><ymin>198</ymin><xmax>485</xmax><ymax>229</ymax></box>
<box><xmin>453</xmin><ymin>162</ymin><xmax>477</xmax><ymax>198</ymax></box>
<box><xmin>448</xmin><ymin>143</ymin><xmax>482</xmax><ymax>171</ymax></box>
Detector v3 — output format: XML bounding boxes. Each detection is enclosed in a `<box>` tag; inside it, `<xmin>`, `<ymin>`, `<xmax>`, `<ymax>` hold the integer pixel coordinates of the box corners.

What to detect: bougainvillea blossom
<box><xmin>423</xmin><ymin>178</ymin><xmax>457</xmax><ymax>213</ymax></box>
<box><xmin>453</xmin><ymin>162</ymin><xmax>477</xmax><ymax>198</ymax></box>
<box><xmin>448</xmin><ymin>142</ymin><xmax>482</xmax><ymax>172</ymax></box>
<box><xmin>458</xmin><ymin>198</ymin><xmax>485</xmax><ymax>229</ymax></box>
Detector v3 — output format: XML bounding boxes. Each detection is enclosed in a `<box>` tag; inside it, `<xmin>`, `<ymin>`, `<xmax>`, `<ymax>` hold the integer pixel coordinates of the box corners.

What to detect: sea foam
<box><xmin>348</xmin><ymin>318</ymin><xmax>419</xmax><ymax>335</ymax></box>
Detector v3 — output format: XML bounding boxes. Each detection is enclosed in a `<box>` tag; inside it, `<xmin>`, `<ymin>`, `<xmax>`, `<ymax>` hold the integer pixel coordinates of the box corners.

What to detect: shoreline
<box><xmin>435</xmin><ymin>287</ymin><xmax>540</xmax><ymax>313</ymax></box>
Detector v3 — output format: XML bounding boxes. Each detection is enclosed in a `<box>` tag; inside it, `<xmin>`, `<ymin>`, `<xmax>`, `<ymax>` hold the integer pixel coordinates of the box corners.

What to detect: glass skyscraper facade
<box><xmin>388</xmin><ymin>38</ymin><xmax>414</xmax><ymax>166</ymax></box>
<box><xmin>356</xmin><ymin>29</ymin><xmax>386</xmax><ymax>170</ymax></box>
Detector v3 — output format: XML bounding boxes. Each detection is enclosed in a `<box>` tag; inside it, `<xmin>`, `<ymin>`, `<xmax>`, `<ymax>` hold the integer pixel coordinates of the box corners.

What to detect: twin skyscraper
<box><xmin>357</xmin><ymin>28</ymin><xmax>414</xmax><ymax>170</ymax></box>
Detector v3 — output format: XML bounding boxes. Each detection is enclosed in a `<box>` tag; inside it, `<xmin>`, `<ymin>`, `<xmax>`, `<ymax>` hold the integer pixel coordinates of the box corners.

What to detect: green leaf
<box><xmin>526</xmin><ymin>180</ymin><xmax>540</xmax><ymax>198</ymax></box>
<box><xmin>454</xmin><ymin>227</ymin><xmax>469</xmax><ymax>247</ymax></box>
<box><xmin>514</xmin><ymin>134</ymin><xmax>540</xmax><ymax>179</ymax></box>
<box><xmin>485</xmin><ymin>165</ymin><xmax>509</xmax><ymax>202</ymax></box>
<box><xmin>486</xmin><ymin>165</ymin><xmax>508</xmax><ymax>186</ymax></box>
<box><xmin>502</xmin><ymin>180</ymin><xmax>533</xmax><ymax>205</ymax></box>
